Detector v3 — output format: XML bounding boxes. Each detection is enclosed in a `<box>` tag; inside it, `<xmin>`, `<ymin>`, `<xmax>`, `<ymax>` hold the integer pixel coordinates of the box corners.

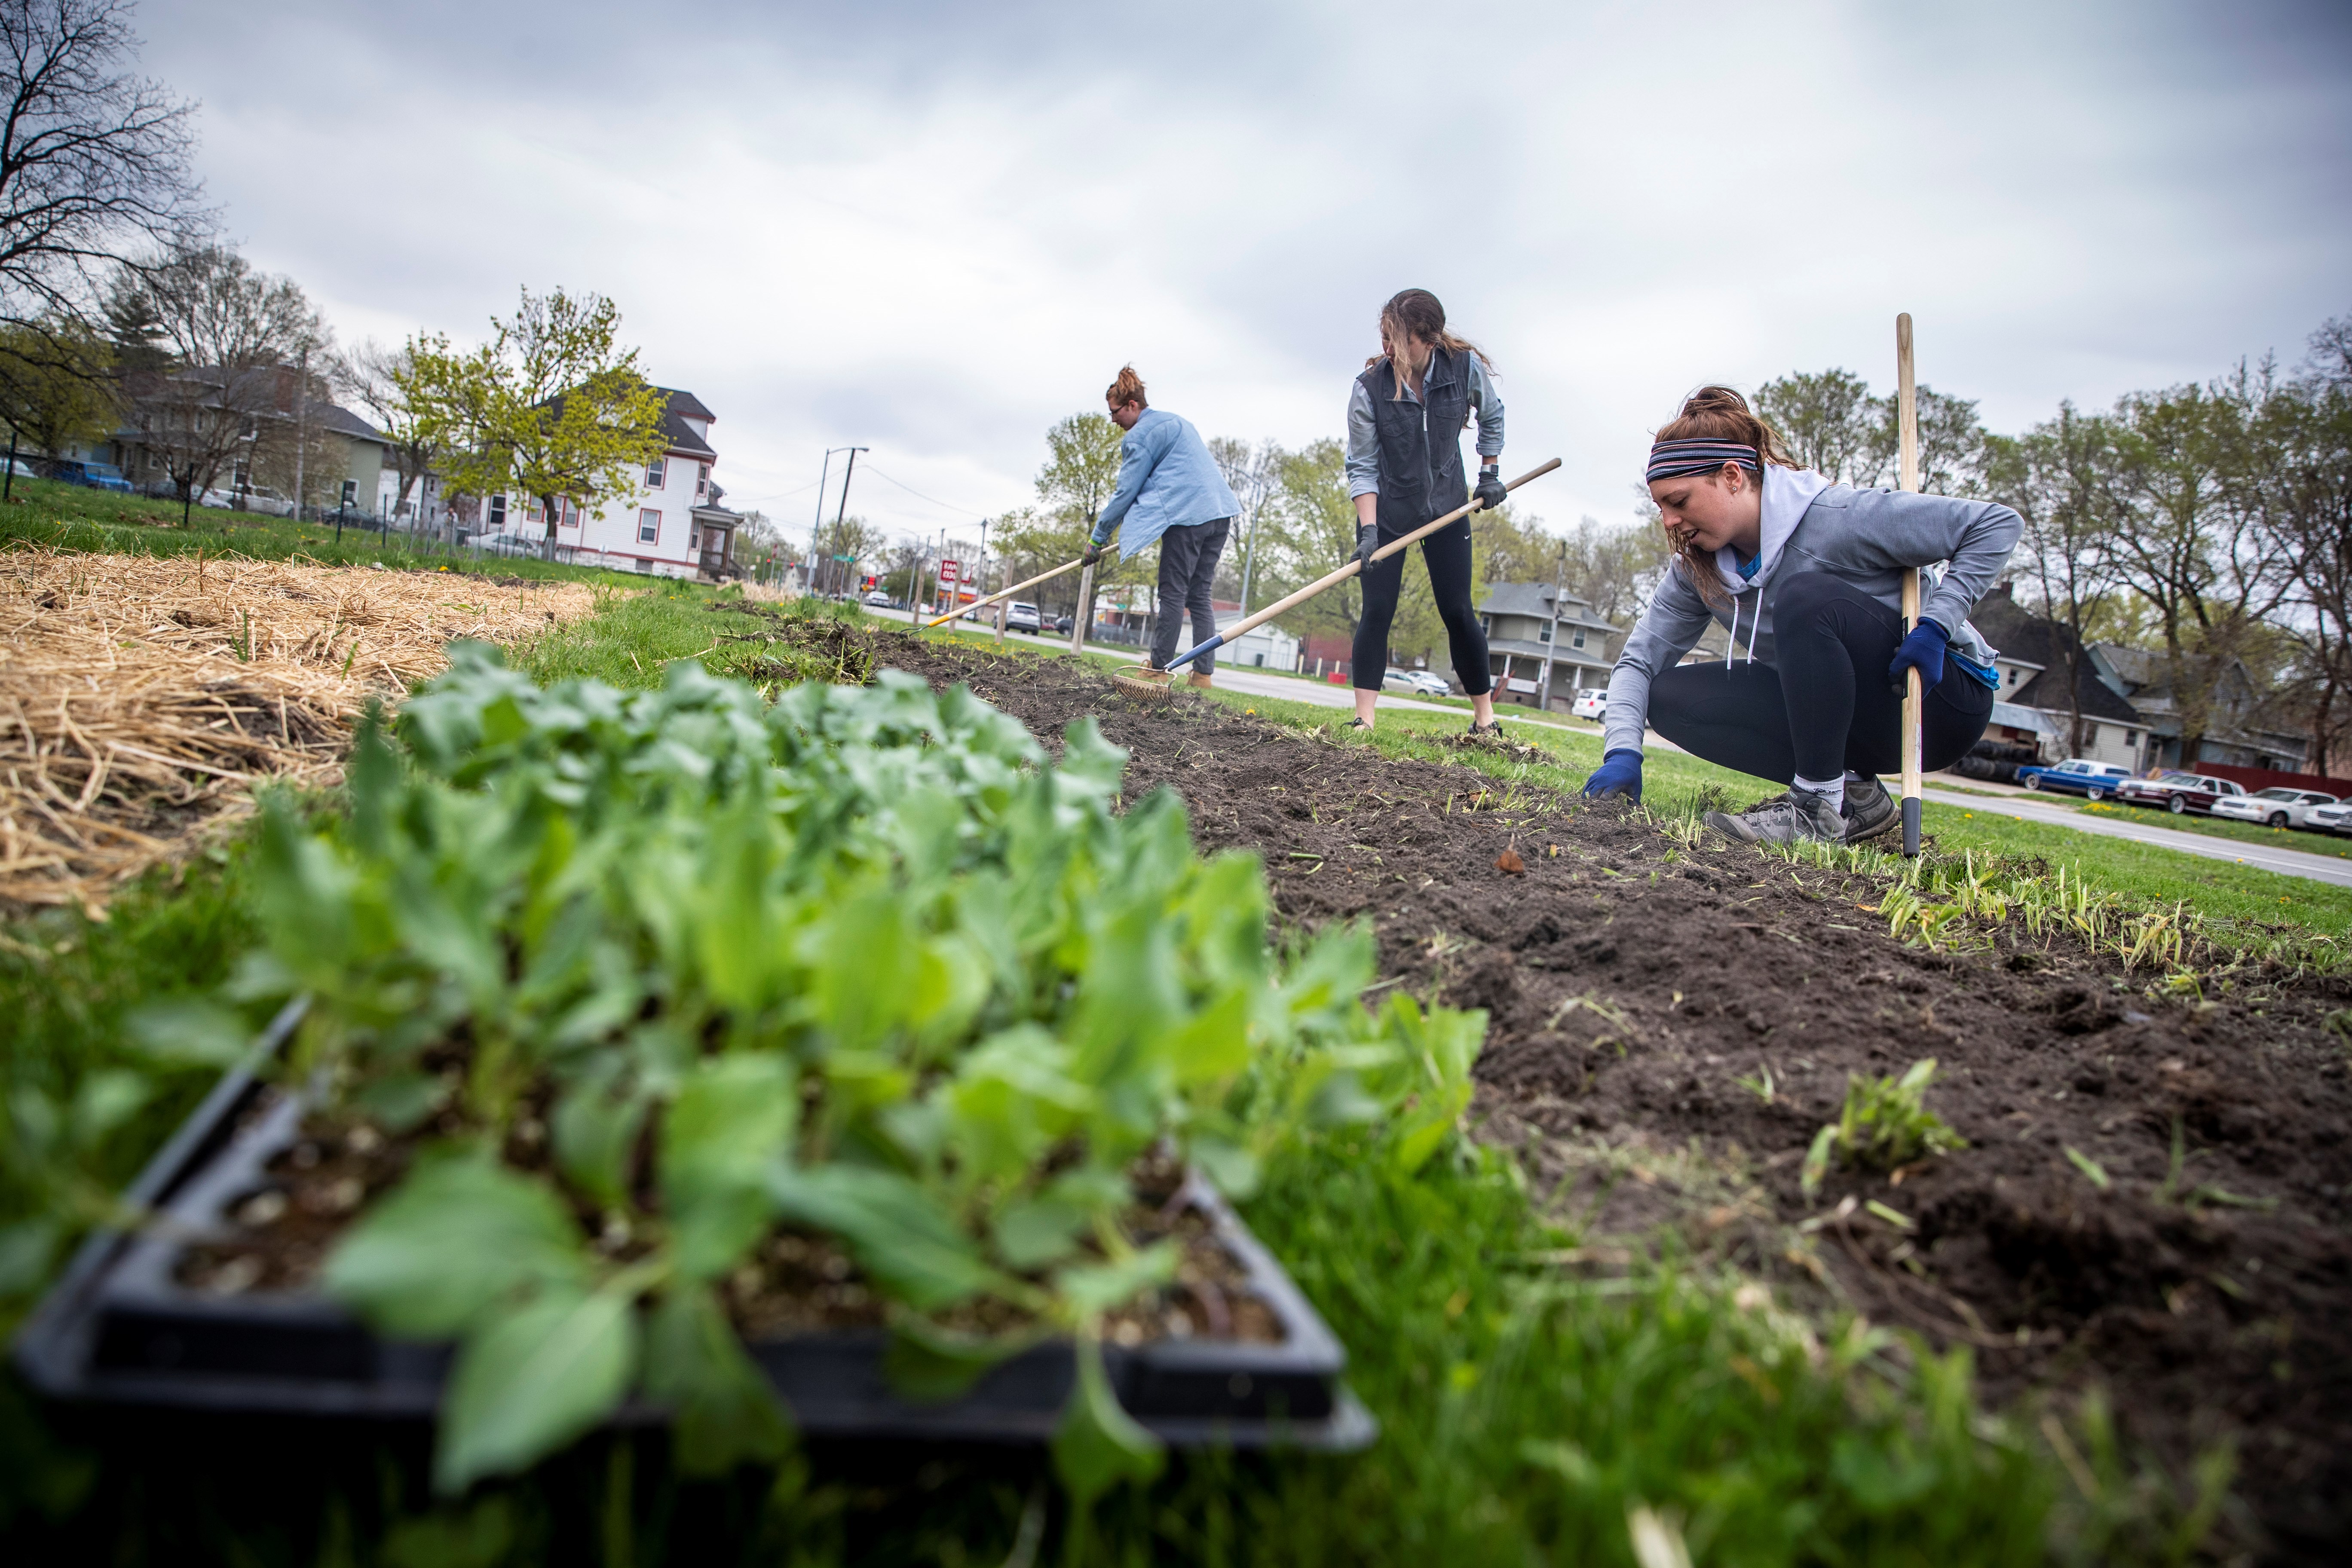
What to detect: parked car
<box><xmin>2111</xmin><ymin>771</ymin><xmax>2249</xmax><ymax>815</ymax></box>
<box><xmin>2210</xmin><ymin>787</ymin><xmax>2339</xmax><ymax>830</ymax></box>
<box><xmin>475</xmin><ymin>531</ymin><xmax>544</xmax><ymax>558</ymax></box>
<box><xmin>2309</xmin><ymin>801</ymin><xmax>2352</xmax><ymax>836</ymax></box>
<box><xmin>1403</xmin><ymin>671</ymin><xmax>1452</xmax><ymax>697</ymax></box>
<box><xmin>861</xmin><ymin>589</ymin><xmax>894</xmax><ymax>609</ymax></box>
<box><xmin>5</xmin><ymin>458</ymin><xmax>37</xmax><ymax>480</ymax></box>
<box><xmin>1006</xmin><ymin>601</ymin><xmax>1042</xmax><ymax>633</ymax></box>
<box><xmin>1052</xmin><ymin>614</ymin><xmax>1073</xmax><ymax>635</ymax></box>
<box><xmin>46</xmin><ymin>459</ymin><xmax>132</xmax><ymax>493</ymax></box>
<box><xmin>2016</xmin><ymin>759</ymin><xmax>2134</xmax><ymax>799</ymax></box>
<box><xmin>1570</xmin><ymin>687</ymin><xmax>1607</xmax><ymax>720</ymax></box>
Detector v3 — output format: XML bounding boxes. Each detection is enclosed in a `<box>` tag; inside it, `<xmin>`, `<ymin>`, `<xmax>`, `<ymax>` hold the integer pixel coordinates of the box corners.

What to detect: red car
<box><xmin>2111</xmin><ymin>770</ymin><xmax>2250</xmax><ymax>816</ymax></box>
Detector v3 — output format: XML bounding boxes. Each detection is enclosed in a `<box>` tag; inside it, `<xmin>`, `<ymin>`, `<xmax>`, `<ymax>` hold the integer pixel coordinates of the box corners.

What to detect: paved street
<box><xmin>1919</xmin><ymin>787</ymin><xmax>2352</xmax><ymax>889</ymax></box>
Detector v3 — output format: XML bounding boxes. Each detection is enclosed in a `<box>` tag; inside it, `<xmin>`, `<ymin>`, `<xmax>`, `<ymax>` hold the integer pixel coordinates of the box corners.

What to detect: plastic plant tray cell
<box><xmin>16</xmin><ymin>1006</ymin><xmax>1375</xmax><ymax>1455</ymax></box>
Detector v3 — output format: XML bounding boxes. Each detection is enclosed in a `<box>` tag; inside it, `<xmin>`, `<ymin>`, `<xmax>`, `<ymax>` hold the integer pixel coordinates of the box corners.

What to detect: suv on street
<box><xmin>1006</xmin><ymin>601</ymin><xmax>1042</xmax><ymax>633</ymax></box>
<box><xmin>2210</xmin><ymin>787</ymin><xmax>2338</xmax><ymax>830</ymax></box>
<box><xmin>2016</xmin><ymin>759</ymin><xmax>2133</xmax><ymax>799</ymax></box>
<box><xmin>2112</xmin><ymin>771</ymin><xmax>2248</xmax><ymax>816</ymax></box>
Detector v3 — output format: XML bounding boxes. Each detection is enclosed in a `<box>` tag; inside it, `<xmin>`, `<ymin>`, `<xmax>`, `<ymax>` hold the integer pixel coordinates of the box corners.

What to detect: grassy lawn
<box><xmin>0</xmin><ymin>474</ymin><xmax>648</xmax><ymax>585</ymax></box>
<box><xmin>0</xmin><ymin>581</ymin><xmax>2222</xmax><ymax>1561</ymax></box>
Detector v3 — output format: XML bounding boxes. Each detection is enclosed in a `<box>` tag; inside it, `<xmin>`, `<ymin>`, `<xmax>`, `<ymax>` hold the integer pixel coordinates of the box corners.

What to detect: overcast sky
<box><xmin>140</xmin><ymin>0</ymin><xmax>2352</xmax><ymax>555</ymax></box>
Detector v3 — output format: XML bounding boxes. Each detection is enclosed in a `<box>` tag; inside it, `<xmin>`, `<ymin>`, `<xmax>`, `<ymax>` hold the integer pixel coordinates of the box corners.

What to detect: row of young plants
<box><xmin>138</xmin><ymin>646</ymin><xmax>1477</xmax><ymax>1499</ymax></box>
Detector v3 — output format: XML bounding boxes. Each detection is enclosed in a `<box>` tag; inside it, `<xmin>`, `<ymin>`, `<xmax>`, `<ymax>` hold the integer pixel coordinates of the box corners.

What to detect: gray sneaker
<box><xmin>1706</xmin><ymin>787</ymin><xmax>1844</xmax><ymax>845</ymax></box>
<box><xmin>1841</xmin><ymin>775</ymin><xmax>1898</xmax><ymax>843</ymax></box>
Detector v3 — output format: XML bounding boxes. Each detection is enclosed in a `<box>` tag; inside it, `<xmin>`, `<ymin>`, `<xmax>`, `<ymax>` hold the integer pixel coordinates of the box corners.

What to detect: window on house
<box><xmin>635</xmin><ymin>556</ymin><xmax>653</xmax><ymax>573</ymax></box>
<box><xmin>638</xmin><ymin>508</ymin><xmax>660</xmax><ymax>543</ymax></box>
<box><xmin>1537</xmin><ymin>624</ymin><xmax>1551</xmax><ymax>643</ymax></box>
<box><xmin>646</xmin><ymin>457</ymin><xmax>666</xmax><ymax>487</ymax></box>
<box><xmin>489</xmin><ymin>494</ymin><xmax>506</xmax><ymax>528</ymax></box>
<box><xmin>697</xmin><ymin>462</ymin><xmax>710</xmax><ymax>499</ymax></box>
<box><xmin>1572</xmin><ymin>628</ymin><xmax>1586</xmax><ymax>649</ymax></box>
<box><xmin>560</xmin><ymin>499</ymin><xmax>579</xmax><ymax>527</ymax></box>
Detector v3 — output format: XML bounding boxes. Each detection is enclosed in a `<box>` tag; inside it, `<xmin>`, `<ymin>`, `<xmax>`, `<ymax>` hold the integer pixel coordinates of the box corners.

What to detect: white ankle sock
<box><xmin>1792</xmin><ymin>772</ymin><xmax>1846</xmax><ymax>810</ymax></box>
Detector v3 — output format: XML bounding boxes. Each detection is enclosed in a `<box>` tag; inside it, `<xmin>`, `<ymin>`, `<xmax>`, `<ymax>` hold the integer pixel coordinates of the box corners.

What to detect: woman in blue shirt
<box><xmin>1083</xmin><ymin>366</ymin><xmax>1240</xmax><ymax>688</ymax></box>
<box><xmin>1346</xmin><ymin>289</ymin><xmax>1509</xmax><ymax>733</ymax></box>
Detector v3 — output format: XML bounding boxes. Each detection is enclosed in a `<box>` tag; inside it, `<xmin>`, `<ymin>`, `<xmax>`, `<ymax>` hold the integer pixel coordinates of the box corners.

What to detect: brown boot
<box><xmin>1187</xmin><ymin>671</ymin><xmax>1213</xmax><ymax>690</ymax></box>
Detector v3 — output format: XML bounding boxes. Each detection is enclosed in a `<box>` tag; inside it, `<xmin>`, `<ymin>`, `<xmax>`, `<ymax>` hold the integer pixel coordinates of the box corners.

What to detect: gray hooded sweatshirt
<box><xmin>1602</xmin><ymin>467</ymin><xmax>2022</xmax><ymax>758</ymax></box>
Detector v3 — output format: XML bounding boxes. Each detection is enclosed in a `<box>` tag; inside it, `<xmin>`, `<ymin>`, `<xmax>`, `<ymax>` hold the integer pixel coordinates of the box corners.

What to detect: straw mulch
<box><xmin>2</xmin><ymin>549</ymin><xmax>597</xmax><ymax>915</ymax></box>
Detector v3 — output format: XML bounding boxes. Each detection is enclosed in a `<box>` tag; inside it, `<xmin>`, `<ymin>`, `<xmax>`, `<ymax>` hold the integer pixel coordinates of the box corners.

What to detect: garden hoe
<box><xmin>1112</xmin><ymin>458</ymin><xmax>1564</xmax><ymax>700</ymax></box>
<box><xmin>1896</xmin><ymin>313</ymin><xmax>1925</xmax><ymax>857</ymax></box>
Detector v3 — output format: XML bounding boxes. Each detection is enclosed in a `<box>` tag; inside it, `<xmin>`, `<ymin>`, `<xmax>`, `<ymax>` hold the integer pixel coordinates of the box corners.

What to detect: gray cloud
<box><xmin>137</xmin><ymin>0</ymin><xmax>2352</xmax><ymax>545</ymax></box>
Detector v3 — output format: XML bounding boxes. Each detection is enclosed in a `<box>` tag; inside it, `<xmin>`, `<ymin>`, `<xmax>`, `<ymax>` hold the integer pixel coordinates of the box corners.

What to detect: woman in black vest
<box><xmin>1345</xmin><ymin>288</ymin><xmax>1508</xmax><ymax>732</ymax></box>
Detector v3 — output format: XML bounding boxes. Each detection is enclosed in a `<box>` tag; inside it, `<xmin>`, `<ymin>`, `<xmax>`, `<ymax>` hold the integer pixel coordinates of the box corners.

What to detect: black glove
<box><xmin>1081</xmin><ymin>540</ymin><xmax>1102</xmax><ymax>568</ymax></box>
<box><xmin>1355</xmin><ymin>523</ymin><xmax>1380</xmax><ymax>571</ymax></box>
<box><xmin>1474</xmin><ymin>465</ymin><xmax>1508</xmax><ymax>511</ymax></box>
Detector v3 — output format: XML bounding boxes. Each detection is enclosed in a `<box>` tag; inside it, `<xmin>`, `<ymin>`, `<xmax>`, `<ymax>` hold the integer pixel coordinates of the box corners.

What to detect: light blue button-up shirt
<box><xmin>1089</xmin><ymin>407</ymin><xmax>1240</xmax><ymax>557</ymax></box>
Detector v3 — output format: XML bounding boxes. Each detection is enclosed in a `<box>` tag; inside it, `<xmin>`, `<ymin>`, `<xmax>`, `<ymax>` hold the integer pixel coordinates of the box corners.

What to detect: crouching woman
<box><xmin>1581</xmin><ymin>386</ymin><xmax>2020</xmax><ymax>845</ymax></box>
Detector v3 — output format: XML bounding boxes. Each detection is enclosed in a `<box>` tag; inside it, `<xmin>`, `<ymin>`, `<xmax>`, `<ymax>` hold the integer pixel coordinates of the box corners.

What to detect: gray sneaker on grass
<box><xmin>1841</xmin><ymin>775</ymin><xmax>1898</xmax><ymax>844</ymax></box>
<box><xmin>1706</xmin><ymin>787</ymin><xmax>1845</xmax><ymax>846</ymax></box>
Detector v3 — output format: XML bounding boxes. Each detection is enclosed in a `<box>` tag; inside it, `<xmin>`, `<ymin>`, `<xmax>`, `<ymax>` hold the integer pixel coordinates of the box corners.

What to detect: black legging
<box><xmin>1353</xmin><ymin>514</ymin><xmax>1492</xmax><ymax>694</ymax></box>
<box><xmin>1649</xmin><ymin>573</ymin><xmax>1993</xmax><ymax>783</ymax></box>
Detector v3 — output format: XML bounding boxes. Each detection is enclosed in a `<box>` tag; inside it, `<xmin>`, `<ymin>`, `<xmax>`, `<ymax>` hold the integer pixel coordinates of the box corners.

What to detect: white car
<box><xmin>2309</xmin><ymin>801</ymin><xmax>2352</xmax><ymax>836</ymax></box>
<box><xmin>1006</xmin><ymin>601</ymin><xmax>1042</xmax><ymax>633</ymax></box>
<box><xmin>2210</xmin><ymin>787</ymin><xmax>2338</xmax><ymax>830</ymax></box>
<box><xmin>1571</xmin><ymin>687</ymin><xmax>1607</xmax><ymax>720</ymax></box>
<box><xmin>1381</xmin><ymin>668</ymin><xmax>1450</xmax><ymax>697</ymax></box>
<box><xmin>861</xmin><ymin>589</ymin><xmax>894</xmax><ymax>608</ymax></box>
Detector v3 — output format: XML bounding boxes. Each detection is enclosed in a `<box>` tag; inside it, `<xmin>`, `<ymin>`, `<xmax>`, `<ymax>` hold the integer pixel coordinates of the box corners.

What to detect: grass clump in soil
<box><xmin>1801</xmin><ymin>1059</ymin><xmax>1967</xmax><ymax>1197</ymax></box>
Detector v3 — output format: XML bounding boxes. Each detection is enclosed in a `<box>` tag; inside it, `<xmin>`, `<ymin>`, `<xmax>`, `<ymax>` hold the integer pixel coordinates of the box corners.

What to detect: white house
<box><xmin>482</xmin><ymin>388</ymin><xmax>742</xmax><ymax>579</ymax></box>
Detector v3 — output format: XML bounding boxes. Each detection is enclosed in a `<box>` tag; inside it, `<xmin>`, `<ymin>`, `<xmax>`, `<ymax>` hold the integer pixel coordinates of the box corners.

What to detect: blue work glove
<box><xmin>1474</xmin><ymin>464</ymin><xmax>1508</xmax><ymax>511</ymax></box>
<box><xmin>1889</xmin><ymin>617</ymin><xmax>1948</xmax><ymax>695</ymax></box>
<box><xmin>1356</xmin><ymin>523</ymin><xmax>1380</xmax><ymax>571</ymax></box>
<box><xmin>1583</xmin><ymin>748</ymin><xmax>1643</xmax><ymax>802</ymax></box>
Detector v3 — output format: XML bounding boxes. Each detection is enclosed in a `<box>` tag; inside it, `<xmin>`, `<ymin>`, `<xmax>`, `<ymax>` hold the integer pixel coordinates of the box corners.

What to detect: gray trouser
<box><xmin>1150</xmin><ymin>516</ymin><xmax>1231</xmax><ymax>674</ymax></box>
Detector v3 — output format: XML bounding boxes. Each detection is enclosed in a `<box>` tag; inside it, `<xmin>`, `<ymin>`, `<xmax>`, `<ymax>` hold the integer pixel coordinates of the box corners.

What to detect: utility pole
<box><xmin>290</xmin><ymin>346</ymin><xmax>310</xmax><ymax>528</ymax></box>
<box><xmin>3</xmin><ymin>423</ymin><xmax>15</xmax><ymax>504</ymax></box>
<box><xmin>829</xmin><ymin>446</ymin><xmax>867</xmax><ymax>597</ymax></box>
<box><xmin>1537</xmin><ymin>542</ymin><xmax>1565</xmax><ymax>713</ymax></box>
<box><xmin>810</xmin><ymin>445</ymin><xmax>865</xmax><ymax>597</ymax></box>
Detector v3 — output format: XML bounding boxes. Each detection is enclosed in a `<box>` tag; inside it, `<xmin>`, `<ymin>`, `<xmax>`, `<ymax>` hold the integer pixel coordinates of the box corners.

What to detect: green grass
<box><xmin>0</xmin><ymin>474</ymin><xmax>647</xmax><ymax>585</ymax></box>
<box><xmin>0</xmin><ymin>583</ymin><xmax>2225</xmax><ymax>1563</ymax></box>
<box><xmin>1930</xmin><ymin>778</ymin><xmax>2352</xmax><ymax>863</ymax></box>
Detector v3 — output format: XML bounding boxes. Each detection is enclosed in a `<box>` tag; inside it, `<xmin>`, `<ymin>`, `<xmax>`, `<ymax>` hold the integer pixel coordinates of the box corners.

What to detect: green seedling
<box><xmin>220</xmin><ymin>648</ymin><xmax>1482</xmax><ymax>1501</ymax></box>
<box><xmin>1801</xmin><ymin>1059</ymin><xmax>1966</xmax><ymax>1197</ymax></box>
<box><xmin>2065</xmin><ymin>1146</ymin><xmax>2111</xmax><ymax>1191</ymax></box>
<box><xmin>1734</xmin><ymin>1062</ymin><xmax>1775</xmax><ymax>1105</ymax></box>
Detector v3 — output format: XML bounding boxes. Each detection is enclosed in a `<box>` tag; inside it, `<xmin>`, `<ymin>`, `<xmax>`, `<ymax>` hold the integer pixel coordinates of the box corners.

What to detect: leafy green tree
<box><xmin>1984</xmin><ymin>404</ymin><xmax>2125</xmax><ymax>752</ymax></box>
<box><xmin>429</xmin><ymin>288</ymin><xmax>669</xmax><ymax>558</ymax></box>
<box><xmin>2249</xmin><ymin>319</ymin><xmax>2352</xmax><ymax>771</ymax></box>
<box><xmin>0</xmin><ymin>316</ymin><xmax>116</xmax><ymax>461</ymax></box>
<box><xmin>334</xmin><ymin>337</ymin><xmax>445</xmax><ymax>528</ymax></box>
<box><xmin>1758</xmin><ymin>368</ymin><xmax>1880</xmax><ymax>484</ymax></box>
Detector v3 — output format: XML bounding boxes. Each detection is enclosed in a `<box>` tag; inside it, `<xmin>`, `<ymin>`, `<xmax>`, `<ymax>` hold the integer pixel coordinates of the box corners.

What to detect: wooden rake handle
<box><xmin>1896</xmin><ymin>312</ymin><xmax>1924</xmax><ymax>856</ymax></box>
<box><xmin>922</xmin><ymin>555</ymin><xmax>1087</xmax><ymax>629</ymax></box>
<box><xmin>1169</xmin><ymin>458</ymin><xmax>1562</xmax><ymax>667</ymax></box>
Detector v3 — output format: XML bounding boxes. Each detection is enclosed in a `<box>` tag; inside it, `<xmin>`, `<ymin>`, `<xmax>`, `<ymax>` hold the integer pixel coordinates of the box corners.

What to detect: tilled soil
<box><xmin>857</xmin><ymin>623</ymin><xmax>2352</xmax><ymax>1564</ymax></box>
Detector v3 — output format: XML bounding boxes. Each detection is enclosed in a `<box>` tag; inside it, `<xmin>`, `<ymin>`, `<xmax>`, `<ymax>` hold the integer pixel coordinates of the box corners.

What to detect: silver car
<box><xmin>2216</xmin><ymin>787</ymin><xmax>2342</xmax><ymax>830</ymax></box>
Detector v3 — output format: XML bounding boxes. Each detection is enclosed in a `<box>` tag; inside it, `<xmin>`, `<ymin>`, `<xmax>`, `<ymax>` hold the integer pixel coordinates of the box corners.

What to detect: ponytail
<box><xmin>1105</xmin><ymin>364</ymin><xmax>1147</xmax><ymax>410</ymax></box>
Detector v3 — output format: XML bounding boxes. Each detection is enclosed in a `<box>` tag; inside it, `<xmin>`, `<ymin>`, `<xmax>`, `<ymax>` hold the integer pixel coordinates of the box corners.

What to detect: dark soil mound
<box><xmin>854</xmin><ymin>624</ymin><xmax>2352</xmax><ymax>1563</ymax></box>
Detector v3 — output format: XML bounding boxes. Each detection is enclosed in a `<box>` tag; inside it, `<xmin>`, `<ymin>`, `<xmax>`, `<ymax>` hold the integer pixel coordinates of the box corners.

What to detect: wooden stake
<box><xmin>1896</xmin><ymin>312</ymin><xmax>1924</xmax><ymax>857</ymax></box>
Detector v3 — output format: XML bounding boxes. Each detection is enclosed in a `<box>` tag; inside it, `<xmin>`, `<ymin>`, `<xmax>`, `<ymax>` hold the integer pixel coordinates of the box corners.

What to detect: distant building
<box><xmin>486</xmin><ymin>388</ymin><xmax>743</xmax><ymax>580</ymax></box>
<box><xmin>1477</xmin><ymin>582</ymin><xmax>1620</xmax><ymax>711</ymax></box>
<box><xmin>2091</xmin><ymin>643</ymin><xmax>2307</xmax><ymax>773</ymax></box>
<box><xmin>1968</xmin><ymin>584</ymin><xmax>2150</xmax><ymax>768</ymax></box>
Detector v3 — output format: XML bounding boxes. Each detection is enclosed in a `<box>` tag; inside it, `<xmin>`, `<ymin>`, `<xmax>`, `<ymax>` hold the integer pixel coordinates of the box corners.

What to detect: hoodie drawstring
<box><xmin>1724</xmin><ymin>594</ymin><xmax>1739</xmax><ymax>671</ymax></box>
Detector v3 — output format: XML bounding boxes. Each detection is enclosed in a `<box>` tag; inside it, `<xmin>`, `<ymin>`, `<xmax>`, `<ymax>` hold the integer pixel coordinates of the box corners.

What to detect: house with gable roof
<box><xmin>492</xmin><ymin>387</ymin><xmax>744</xmax><ymax>580</ymax></box>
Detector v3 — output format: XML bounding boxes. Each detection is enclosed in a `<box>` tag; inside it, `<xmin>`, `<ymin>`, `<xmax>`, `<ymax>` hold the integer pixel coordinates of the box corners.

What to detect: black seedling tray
<box><xmin>16</xmin><ymin>1005</ymin><xmax>1373</xmax><ymax>1454</ymax></box>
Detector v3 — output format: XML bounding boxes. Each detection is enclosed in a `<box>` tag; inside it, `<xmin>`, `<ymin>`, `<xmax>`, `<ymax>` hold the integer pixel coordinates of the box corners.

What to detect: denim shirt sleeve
<box><xmin>1092</xmin><ymin>420</ymin><xmax>1167</xmax><ymax>543</ymax></box>
<box><xmin>1466</xmin><ymin>356</ymin><xmax>1504</xmax><ymax>460</ymax></box>
<box><xmin>1344</xmin><ymin>378</ymin><xmax>1380</xmax><ymax>500</ymax></box>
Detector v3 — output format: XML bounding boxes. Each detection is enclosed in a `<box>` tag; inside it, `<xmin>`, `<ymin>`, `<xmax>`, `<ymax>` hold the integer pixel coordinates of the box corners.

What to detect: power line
<box><xmin>863</xmin><ymin>465</ymin><xmax>993</xmax><ymax>518</ymax></box>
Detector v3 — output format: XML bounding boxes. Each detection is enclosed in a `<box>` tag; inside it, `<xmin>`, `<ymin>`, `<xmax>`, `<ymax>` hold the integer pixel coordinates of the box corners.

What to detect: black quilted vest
<box><xmin>1355</xmin><ymin>346</ymin><xmax>1471</xmax><ymax>534</ymax></box>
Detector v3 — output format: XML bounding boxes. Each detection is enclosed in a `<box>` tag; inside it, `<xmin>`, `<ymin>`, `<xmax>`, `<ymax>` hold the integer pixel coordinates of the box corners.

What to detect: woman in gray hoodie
<box><xmin>1580</xmin><ymin>387</ymin><xmax>2020</xmax><ymax>845</ymax></box>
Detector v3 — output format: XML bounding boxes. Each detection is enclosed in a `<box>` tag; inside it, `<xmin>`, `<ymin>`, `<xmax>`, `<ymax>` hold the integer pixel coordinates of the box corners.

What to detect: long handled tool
<box><xmin>1140</xmin><ymin>458</ymin><xmax>1562</xmax><ymax>685</ymax></box>
<box><xmin>923</xmin><ymin>555</ymin><xmax>1088</xmax><ymax>629</ymax></box>
<box><xmin>1896</xmin><ymin>312</ymin><xmax>1925</xmax><ymax>857</ymax></box>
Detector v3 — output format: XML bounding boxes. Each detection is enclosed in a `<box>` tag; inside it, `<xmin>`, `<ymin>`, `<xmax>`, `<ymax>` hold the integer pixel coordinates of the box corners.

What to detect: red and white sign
<box><xmin>938</xmin><ymin>559</ymin><xmax>959</xmax><ymax>584</ymax></box>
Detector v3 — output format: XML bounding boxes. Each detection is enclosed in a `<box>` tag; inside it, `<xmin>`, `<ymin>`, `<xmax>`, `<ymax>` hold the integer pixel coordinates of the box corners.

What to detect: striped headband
<box><xmin>1646</xmin><ymin>438</ymin><xmax>1760</xmax><ymax>484</ymax></box>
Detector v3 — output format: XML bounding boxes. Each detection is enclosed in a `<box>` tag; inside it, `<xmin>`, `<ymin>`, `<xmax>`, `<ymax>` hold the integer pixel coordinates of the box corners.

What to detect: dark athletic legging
<box><xmin>1353</xmin><ymin>513</ymin><xmax>1493</xmax><ymax>694</ymax></box>
<box><xmin>1649</xmin><ymin>573</ymin><xmax>1993</xmax><ymax>783</ymax></box>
